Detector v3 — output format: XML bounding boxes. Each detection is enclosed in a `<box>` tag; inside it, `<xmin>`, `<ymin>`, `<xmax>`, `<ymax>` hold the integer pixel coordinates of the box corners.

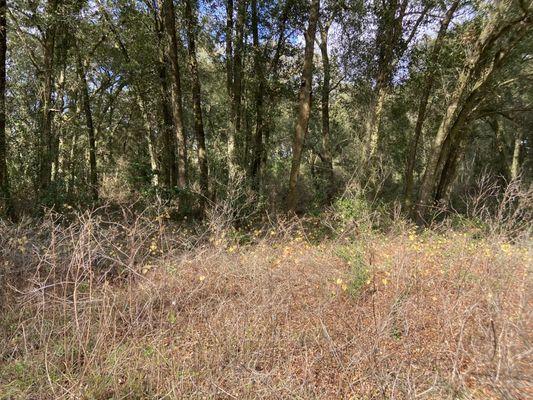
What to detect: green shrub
<box><xmin>334</xmin><ymin>197</ymin><xmax>372</xmax><ymax>224</ymax></box>
<box><xmin>332</xmin><ymin>195</ymin><xmax>394</xmax><ymax>233</ymax></box>
<box><xmin>336</xmin><ymin>244</ymin><xmax>371</xmax><ymax>298</ymax></box>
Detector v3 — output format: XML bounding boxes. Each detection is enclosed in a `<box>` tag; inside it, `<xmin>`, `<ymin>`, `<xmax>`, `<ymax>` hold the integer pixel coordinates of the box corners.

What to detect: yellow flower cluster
<box><xmin>336</xmin><ymin>278</ymin><xmax>348</xmax><ymax>291</ymax></box>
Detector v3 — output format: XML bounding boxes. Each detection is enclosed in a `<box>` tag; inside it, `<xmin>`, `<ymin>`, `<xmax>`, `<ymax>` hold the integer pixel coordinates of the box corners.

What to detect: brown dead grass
<box><xmin>0</xmin><ymin>212</ymin><xmax>531</xmax><ymax>399</ymax></box>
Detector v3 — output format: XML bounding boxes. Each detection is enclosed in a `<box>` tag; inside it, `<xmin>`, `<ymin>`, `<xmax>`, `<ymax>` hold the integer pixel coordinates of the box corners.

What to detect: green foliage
<box><xmin>0</xmin><ymin>0</ymin><xmax>530</xmax><ymax>224</ymax></box>
<box><xmin>333</xmin><ymin>196</ymin><xmax>373</xmax><ymax>225</ymax></box>
<box><xmin>332</xmin><ymin>194</ymin><xmax>394</xmax><ymax>233</ymax></box>
<box><xmin>336</xmin><ymin>244</ymin><xmax>371</xmax><ymax>298</ymax></box>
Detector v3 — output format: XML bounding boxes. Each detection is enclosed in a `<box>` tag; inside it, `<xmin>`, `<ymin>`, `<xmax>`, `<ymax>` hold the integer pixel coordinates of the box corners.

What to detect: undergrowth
<box><xmin>0</xmin><ymin>200</ymin><xmax>531</xmax><ymax>399</ymax></box>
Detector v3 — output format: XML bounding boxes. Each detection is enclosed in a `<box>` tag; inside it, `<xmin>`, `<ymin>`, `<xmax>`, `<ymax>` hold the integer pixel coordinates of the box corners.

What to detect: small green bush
<box><xmin>334</xmin><ymin>197</ymin><xmax>372</xmax><ymax>224</ymax></box>
<box><xmin>336</xmin><ymin>244</ymin><xmax>371</xmax><ymax>298</ymax></box>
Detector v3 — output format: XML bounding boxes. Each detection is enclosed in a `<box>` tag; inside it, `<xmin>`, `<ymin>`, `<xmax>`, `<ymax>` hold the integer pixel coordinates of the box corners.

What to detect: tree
<box><xmin>0</xmin><ymin>0</ymin><xmax>530</xmax><ymax>219</ymax></box>
<box><xmin>287</xmin><ymin>0</ymin><xmax>320</xmax><ymax>211</ymax></box>
<box><xmin>403</xmin><ymin>0</ymin><xmax>461</xmax><ymax>208</ymax></box>
<box><xmin>416</xmin><ymin>0</ymin><xmax>532</xmax><ymax>217</ymax></box>
<box><xmin>253</xmin><ymin>0</ymin><xmax>293</xmax><ymax>188</ymax></box>
<box><xmin>75</xmin><ymin>43</ymin><xmax>98</xmax><ymax>201</ymax></box>
<box><xmin>0</xmin><ymin>0</ymin><xmax>8</xmax><ymax>213</ymax></box>
<box><xmin>364</xmin><ymin>0</ymin><xmax>429</xmax><ymax>163</ymax></box>
<box><xmin>160</xmin><ymin>0</ymin><xmax>187</xmax><ymax>188</ymax></box>
<box><xmin>511</xmin><ymin>128</ymin><xmax>524</xmax><ymax>179</ymax></box>
<box><xmin>228</xmin><ymin>0</ymin><xmax>246</xmax><ymax>181</ymax></box>
<box><xmin>249</xmin><ymin>0</ymin><xmax>265</xmax><ymax>191</ymax></box>
<box><xmin>185</xmin><ymin>0</ymin><xmax>209</xmax><ymax>206</ymax></box>
<box><xmin>38</xmin><ymin>0</ymin><xmax>59</xmax><ymax>198</ymax></box>
<box><xmin>98</xmin><ymin>2</ymin><xmax>161</xmax><ymax>188</ymax></box>
<box><xmin>318</xmin><ymin>6</ymin><xmax>335</xmax><ymax>203</ymax></box>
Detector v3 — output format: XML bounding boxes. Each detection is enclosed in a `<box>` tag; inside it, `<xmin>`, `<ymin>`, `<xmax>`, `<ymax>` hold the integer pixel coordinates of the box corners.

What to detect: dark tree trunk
<box><xmin>154</xmin><ymin>5</ymin><xmax>177</xmax><ymax>188</ymax></box>
<box><xmin>185</xmin><ymin>0</ymin><xmax>209</xmax><ymax>207</ymax></box>
<box><xmin>225</xmin><ymin>0</ymin><xmax>233</xmax><ymax>99</ymax></box>
<box><xmin>435</xmin><ymin>133</ymin><xmax>468</xmax><ymax>206</ymax></box>
<box><xmin>38</xmin><ymin>0</ymin><xmax>58</xmax><ymax>198</ymax></box>
<box><xmin>75</xmin><ymin>47</ymin><xmax>98</xmax><ymax>201</ymax></box>
<box><xmin>228</xmin><ymin>0</ymin><xmax>246</xmax><ymax>180</ymax></box>
<box><xmin>160</xmin><ymin>0</ymin><xmax>187</xmax><ymax>188</ymax></box>
<box><xmin>226</xmin><ymin>0</ymin><xmax>238</xmax><ymax>178</ymax></box>
<box><xmin>286</xmin><ymin>0</ymin><xmax>320</xmax><ymax>211</ymax></box>
<box><xmin>158</xmin><ymin>56</ymin><xmax>177</xmax><ymax>188</ymax></box>
<box><xmin>250</xmin><ymin>0</ymin><xmax>265</xmax><ymax>191</ymax></box>
<box><xmin>0</xmin><ymin>0</ymin><xmax>8</xmax><ymax>212</ymax></box>
<box><xmin>319</xmin><ymin>21</ymin><xmax>333</xmax><ymax>203</ymax></box>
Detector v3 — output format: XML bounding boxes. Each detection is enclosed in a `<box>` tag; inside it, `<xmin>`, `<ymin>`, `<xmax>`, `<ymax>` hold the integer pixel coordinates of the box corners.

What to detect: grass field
<box><xmin>1</xmin><ymin>209</ymin><xmax>531</xmax><ymax>399</ymax></box>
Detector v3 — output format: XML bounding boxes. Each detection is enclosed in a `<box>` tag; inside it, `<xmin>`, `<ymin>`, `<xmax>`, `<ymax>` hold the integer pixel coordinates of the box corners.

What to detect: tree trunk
<box><xmin>160</xmin><ymin>0</ymin><xmax>187</xmax><ymax>188</ymax></box>
<box><xmin>52</xmin><ymin>35</ymin><xmax>70</xmax><ymax>184</ymax></box>
<box><xmin>158</xmin><ymin>57</ymin><xmax>177</xmax><ymax>188</ymax></box>
<box><xmin>228</xmin><ymin>0</ymin><xmax>246</xmax><ymax>180</ymax></box>
<box><xmin>489</xmin><ymin>117</ymin><xmax>511</xmax><ymax>179</ymax></box>
<box><xmin>319</xmin><ymin>22</ymin><xmax>334</xmax><ymax>203</ymax></box>
<box><xmin>0</xmin><ymin>0</ymin><xmax>8</xmax><ymax>213</ymax></box>
<box><xmin>435</xmin><ymin>132</ymin><xmax>468</xmax><ymax>206</ymax></box>
<box><xmin>365</xmin><ymin>83</ymin><xmax>387</xmax><ymax>161</ymax></box>
<box><xmin>286</xmin><ymin>0</ymin><xmax>320</xmax><ymax>211</ymax></box>
<box><xmin>136</xmin><ymin>94</ymin><xmax>160</xmax><ymax>187</ymax></box>
<box><xmin>364</xmin><ymin>0</ymin><xmax>429</xmax><ymax>165</ymax></box>
<box><xmin>185</xmin><ymin>0</ymin><xmax>209</xmax><ymax>206</ymax></box>
<box><xmin>424</xmin><ymin>85</ymin><xmax>489</xmax><ymax>215</ymax></box>
<box><xmin>403</xmin><ymin>0</ymin><xmax>460</xmax><ymax>207</ymax></box>
<box><xmin>250</xmin><ymin>0</ymin><xmax>265</xmax><ymax>190</ymax></box>
<box><xmin>67</xmin><ymin>128</ymin><xmax>78</xmax><ymax>198</ymax></box>
<box><xmin>38</xmin><ymin>0</ymin><xmax>58</xmax><ymax>197</ymax></box>
<box><xmin>226</xmin><ymin>0</ymin><xmax>238</xmax><ymax>180</ymax></box>
<box><xmin>363</xmin><ymin>0</ymin><xmax>401</xmax><ymax>163</ymax></box>
<box><xmin>511</xmin><ymin>128</ymin><xmax>523</xmax><ymax>180</ymax></box>
<box><xmin>225</xmin><ymin>0</ymin><xmax>233</xmax><ymax>100</ymax></box>
<box><xmin>416</xmin><ymin>4</ymin><xmax>526</xmax><ymax>216</ymax></box>
<box><xmin>154</xmin><ymin>5</ymin><xmax>177</xmax><ymax>188</ymax></box>
<box><xmin>75</xmin><ymin>47</ymin><xmax>98</xmax><ymax>201</ymax></box>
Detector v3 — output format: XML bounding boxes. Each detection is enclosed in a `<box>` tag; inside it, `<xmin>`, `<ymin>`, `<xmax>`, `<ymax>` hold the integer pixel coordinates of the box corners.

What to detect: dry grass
<box><xmin>0</xmin><ymin>209</ymin><xmax>531</xmax><ymax>399</ymax></box>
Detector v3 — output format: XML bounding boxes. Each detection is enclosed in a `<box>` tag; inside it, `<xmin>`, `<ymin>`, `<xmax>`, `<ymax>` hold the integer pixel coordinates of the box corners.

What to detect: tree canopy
<box><xmin>0</xmin><ymin>0</ymin><xmax>531</xmax><ymax>218</ymax></box>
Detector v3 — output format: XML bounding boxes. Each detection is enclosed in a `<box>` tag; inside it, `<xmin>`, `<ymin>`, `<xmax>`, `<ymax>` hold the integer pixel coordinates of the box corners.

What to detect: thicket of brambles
<box><xmin>0</xmin><ymin>0</ymin><xmax>531</xmax><ymax>220</ymax></box>
<box><xmin>0</xmin><ymin>0</ymin><xmax>532</xmax><ymax>399</ymax></box>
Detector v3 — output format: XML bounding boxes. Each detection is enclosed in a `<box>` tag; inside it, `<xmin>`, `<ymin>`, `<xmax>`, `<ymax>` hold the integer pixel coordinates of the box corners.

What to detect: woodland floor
<box><xmin>0</xmin><ymin>214</ymin><xmax>532</xmax><ymax>399</ymax></box>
